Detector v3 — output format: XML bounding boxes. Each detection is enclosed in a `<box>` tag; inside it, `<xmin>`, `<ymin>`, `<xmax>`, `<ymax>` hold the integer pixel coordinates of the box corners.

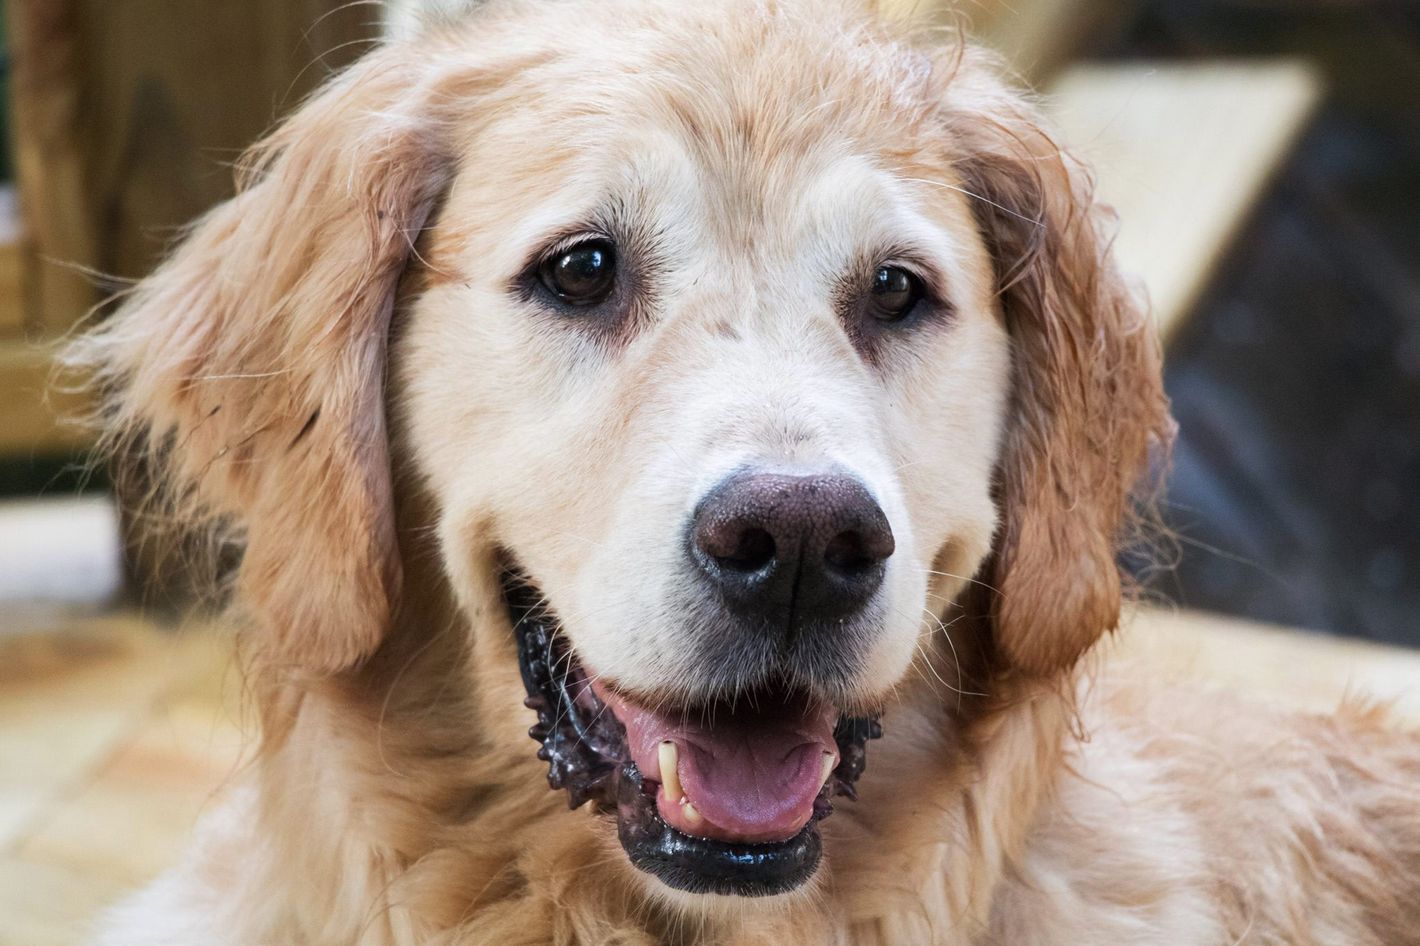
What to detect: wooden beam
<box><xmin>875</xmin><ymin>0</ymin><xmax>1128</xmax><ymax>84</ymax></box>
<box><xmin>0</xmin><ymin>344</ymin><xmax>89</xmax><ymax>455</ymax></box>
<box><xmin>0</xmin><ymin>189</ymin><xmax>25</xmax><ymax>337</ymax></box>
<box><xmin>1048</xmin><ymin>61</ymin><xmax>1322</xmax><ymax>343</ymax></box>
<box><xmin>1121</xmin><ymin>607</ymin><xmax>1420</xmax><ymax>725</ymax></box>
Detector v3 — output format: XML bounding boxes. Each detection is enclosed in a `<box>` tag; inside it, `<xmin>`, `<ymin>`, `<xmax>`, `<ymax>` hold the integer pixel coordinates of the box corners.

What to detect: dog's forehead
<box><xmin>428</xmin><ymin>0</ymin><xmax>965</xmax><ymax>254</ymax></box>
<box><xmin>432</xmin><ymin>17</ymin><xmax>975</xmax><ymax>290</ymax></box>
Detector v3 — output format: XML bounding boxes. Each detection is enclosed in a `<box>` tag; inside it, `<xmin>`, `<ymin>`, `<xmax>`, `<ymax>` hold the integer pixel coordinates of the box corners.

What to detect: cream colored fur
<box><xmin>78</xmin><ymin>1</ymin><xmax>1420</xmax><ymax>943</ymax></box>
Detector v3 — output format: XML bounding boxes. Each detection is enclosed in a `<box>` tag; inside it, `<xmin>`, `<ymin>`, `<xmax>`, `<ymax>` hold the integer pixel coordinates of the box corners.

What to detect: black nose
<box><xmin>690</xmin><ymin>472</ymin><xmax>895</xmax><ymax>622</ymax></box>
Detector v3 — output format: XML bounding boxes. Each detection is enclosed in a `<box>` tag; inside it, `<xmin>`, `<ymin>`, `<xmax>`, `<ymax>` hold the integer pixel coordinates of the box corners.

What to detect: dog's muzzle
<box><xmin>504</xmin><ymin>569</ymin><xmax>882</xmax><ymax>897</ymax></box>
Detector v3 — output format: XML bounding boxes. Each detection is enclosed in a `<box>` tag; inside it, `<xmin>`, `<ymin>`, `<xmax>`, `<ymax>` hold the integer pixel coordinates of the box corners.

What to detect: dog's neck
<box><xmin>242</xmin><ymin>550</ymin><xmax>1077</xmax><ymax>944</ymax></box>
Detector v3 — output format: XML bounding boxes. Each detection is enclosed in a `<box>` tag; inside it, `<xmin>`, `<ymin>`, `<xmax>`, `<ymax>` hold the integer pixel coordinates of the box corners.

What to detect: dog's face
<box><xmin>396</xmin><ymin>26</ymin><xmax>1010</xmax><ymax>890</ymax></box>
<box><xmin>84</xmin><ymin>0</ymin><xmax>1167</xmax><ymax>906</ymax></box>
<box><xmin>399</xmin><ymin>42</ymin><xmax>1009</xmax><ymax>711</ymax></box>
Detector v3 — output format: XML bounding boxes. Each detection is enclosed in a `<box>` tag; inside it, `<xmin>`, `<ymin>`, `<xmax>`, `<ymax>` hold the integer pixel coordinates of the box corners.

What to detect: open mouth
<box><xmin>503</xmin><ymin>569</ymin><xmax>882</xmax><ymax>897</ymax></box>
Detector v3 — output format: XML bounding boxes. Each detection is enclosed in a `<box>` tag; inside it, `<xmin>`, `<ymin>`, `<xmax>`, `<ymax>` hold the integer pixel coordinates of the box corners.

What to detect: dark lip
<box><xmin>615</xmin><ymin>762</ymin><xmax>825</xmax><ymax>897</ymax></box>
<box><xmin>501</xmin><ymin>565</ymin><xmax>882</xmax><ymax>896</ymax></box>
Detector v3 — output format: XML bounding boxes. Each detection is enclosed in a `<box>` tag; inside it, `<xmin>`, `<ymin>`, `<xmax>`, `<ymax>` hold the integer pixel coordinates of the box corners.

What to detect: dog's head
<box><xmin>82</xmin><ymin>0</ymin><xmax>1168</xmax><ymax>902</ymax></box>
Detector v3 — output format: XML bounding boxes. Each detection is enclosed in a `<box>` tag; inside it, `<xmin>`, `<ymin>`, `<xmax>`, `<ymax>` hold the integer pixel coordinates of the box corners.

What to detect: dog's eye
<box><xmin>868</xmin><ymin>266</ymin><xmax>923</xmax><ymax>321</ymax></box>
<box><xmin>540</xmin><ymin>240</ymin><xmax>617</xmax><ymax>306</ymax></box>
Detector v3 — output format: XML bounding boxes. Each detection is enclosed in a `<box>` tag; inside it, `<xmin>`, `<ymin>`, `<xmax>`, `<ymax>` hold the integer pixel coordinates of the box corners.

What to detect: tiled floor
<box><xmin>0</xmin><ymin>615</ymin><xmax>242</xmax><ymax>946</ymax></box>
<box><xmin>3</xmin><ymin>607</ymin><xmax>1419</xmax><ymax>945</ymax></box>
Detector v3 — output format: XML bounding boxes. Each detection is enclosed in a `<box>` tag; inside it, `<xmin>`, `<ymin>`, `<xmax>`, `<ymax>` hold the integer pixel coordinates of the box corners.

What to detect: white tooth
<box><xmin>683</xmin><ymin>801</ymin><xmax>703</xmax><ymax>824</ymax></box>
<box><xmin>820</xmin><ymin>751</ymin><xmax>836</xmax><ymax>790</ymax></box>
<box><xmin>659</xmin><ymin>741</ymin><xmax>683</xmax><ymax>804</ymax></box>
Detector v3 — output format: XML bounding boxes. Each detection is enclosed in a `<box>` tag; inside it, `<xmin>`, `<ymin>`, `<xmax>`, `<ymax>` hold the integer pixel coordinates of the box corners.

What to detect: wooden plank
<box><xmin>1047</xmin><ymin>61</ymin><xmax>1322</xmax><ymax>343</ymax></box>
<box><xmin>0</xmin><ymin>343</ymin><xmax>90</xmax><ymax>455</ymax></box>
<box><xmin>0</xmin><ymin>857</ymin><xmax>128</xmax><ymax>946</ymax></box>
<box><xmin>867</xmin><ymin>0</ymin><xmax>1127</xmax><ymax>83</ymax></box>
<box><xmin>1118</xmin><ymin>607</ymin><xmax>1420</xmax><ymax>725</ymax></box>
<box><xmin>14</xmin><ymin>688</ymin><xmax>244</xmax><ymax>889</ymax></box>
<box><xmin>0</xmin><ymin>618</ymin><xmax>166</xmax><ymax>853</ymax></box>
<box><xmin>0</xmin><ymin>617</ymin><xmax>238</xmax><ymax>946</ymax></box>
<box><xmin>0</xmin><ymin>188</ymin><xmax>26</xmax><ymax>337</ymax></box>
<box><xmin>971</xmin><ymin>0</ymin><xmax>1126</xmax><ymax>82</ymax></box>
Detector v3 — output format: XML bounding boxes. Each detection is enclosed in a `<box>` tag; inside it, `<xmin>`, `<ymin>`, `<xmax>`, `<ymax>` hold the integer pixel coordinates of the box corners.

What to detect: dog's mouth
<box><xmin>503</xmin><ymin>569</ymin><xmax>881</xmax><ymax>897</ymax></box>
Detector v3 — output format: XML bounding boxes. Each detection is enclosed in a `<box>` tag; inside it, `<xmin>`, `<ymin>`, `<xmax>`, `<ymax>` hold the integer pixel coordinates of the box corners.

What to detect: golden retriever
<box><xmin>77</xmin><ymin>0</ymin><xmax>1420</xmax><ymax>942</ymax></box>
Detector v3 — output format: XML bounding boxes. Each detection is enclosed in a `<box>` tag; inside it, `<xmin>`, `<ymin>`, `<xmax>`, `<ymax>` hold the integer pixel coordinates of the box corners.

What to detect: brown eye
<box><xmin>540</xmin><ymin>240</ymin><xmax>616</xmax><ymax>305</ymax></box>
<box><xmin>869</xmin><ymin>265</ymin><xmax>923</xmax><ymax>321</ymax></box>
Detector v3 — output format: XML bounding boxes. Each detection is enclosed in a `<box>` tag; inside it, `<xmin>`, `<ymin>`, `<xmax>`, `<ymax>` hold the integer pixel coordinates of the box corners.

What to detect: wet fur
<box><xmin>76</xmin><ymin>0</ymin><xmax>1420</xmax><ymax>942</ymax></box>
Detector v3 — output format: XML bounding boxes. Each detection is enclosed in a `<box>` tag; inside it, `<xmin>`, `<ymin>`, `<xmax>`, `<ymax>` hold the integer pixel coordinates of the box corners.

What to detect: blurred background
<box><xmin>0</xmin><ymin>0</ymin><xmax>1416</xmax><ymax>942</ymax></box>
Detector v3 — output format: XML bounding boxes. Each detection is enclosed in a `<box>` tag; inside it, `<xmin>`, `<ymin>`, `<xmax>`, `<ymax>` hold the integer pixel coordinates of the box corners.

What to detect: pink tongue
<box><xmin>592</xmin><ymin>683</ymin><xmax>838</xmax><ymax>844</ymax></box>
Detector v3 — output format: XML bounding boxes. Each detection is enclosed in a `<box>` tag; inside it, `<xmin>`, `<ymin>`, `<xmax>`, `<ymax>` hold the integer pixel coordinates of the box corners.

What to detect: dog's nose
<box><xmin>690</xmin><ymin>472</ymin><xmax>894</xmax><ymax>621</ymax></box>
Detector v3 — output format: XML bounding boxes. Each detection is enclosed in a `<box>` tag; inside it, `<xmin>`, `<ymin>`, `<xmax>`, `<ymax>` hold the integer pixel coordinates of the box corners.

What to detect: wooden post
<box><xmin>6</xmin><ymin>0</ymin><xmax>96</xmax><ymax>337</ymax></box>
<box><xmin>0</xmin><ymin>0</ymin><xmax>375</xmax><ymax>457</ymax></box>
<box><xmin>3</xmin><ymin>0</ymin><xmax>376</xmax><ymax>335</ymax></box>
<box><xmin>73</xmin><ymin>0</ymin><xmax>377</xmax><ymax>288</ymax></box>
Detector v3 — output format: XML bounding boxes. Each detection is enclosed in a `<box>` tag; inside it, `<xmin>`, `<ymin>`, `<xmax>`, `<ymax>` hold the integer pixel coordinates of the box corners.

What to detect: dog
<box><xmin>76</xmin><ymin>0</ymin><xmax>1420</xmax><ymax>942</ymax></box>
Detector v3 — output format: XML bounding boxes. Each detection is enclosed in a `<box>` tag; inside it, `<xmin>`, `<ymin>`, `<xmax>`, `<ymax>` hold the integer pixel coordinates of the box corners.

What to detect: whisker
<box><xmin>900</xmin><ymin>175</ymin><xmax>1045</xmax><ymax>228</ymax></box>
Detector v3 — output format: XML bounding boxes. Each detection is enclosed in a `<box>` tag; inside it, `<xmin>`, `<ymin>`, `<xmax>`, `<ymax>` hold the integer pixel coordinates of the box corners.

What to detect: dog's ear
<box><xmin>943</xmin><ymin>54</ymin><xmax>1171</xmax><ymax>678</ymax></box>
<box><xmin>78</xmin><ymin>45</ymin><xmax>482</xmax><ymax>672</ymax></box>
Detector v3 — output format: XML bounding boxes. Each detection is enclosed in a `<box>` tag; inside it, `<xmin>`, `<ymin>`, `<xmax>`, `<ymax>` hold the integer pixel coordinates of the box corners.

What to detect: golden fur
<box><xmin>76</xmin><ymin>0</ymin><xmax>1420</xmax><ymax>942</ymax></box>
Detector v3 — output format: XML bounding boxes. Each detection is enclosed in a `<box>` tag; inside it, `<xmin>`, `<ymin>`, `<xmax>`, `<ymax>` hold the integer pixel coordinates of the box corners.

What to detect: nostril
<box><xmin>823</xmin><ymin>517</ymin><xmax>894</xmax><ymax>578</ymax></box>
<box><xmin>823</xmin><ymin>530</ymin><xmax>873</xmax><ymax>573</ymax></box>
<box><xmin>717</xmin><ymin>527</ymin><xmax>776</xmax><ymax>573</ymax></box>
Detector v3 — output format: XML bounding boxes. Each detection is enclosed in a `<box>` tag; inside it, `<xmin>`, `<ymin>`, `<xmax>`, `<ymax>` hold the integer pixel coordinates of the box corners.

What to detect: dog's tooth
<box><xmin>659</xmin><ymin>741</ymin><xmax>683</xmax><ymax>804</ymax></box>
<box><xmin>820</xmin><ymin>750</ymin><xmax>836</xmax><ymax>790</ymax></box>
<box><xmin>682</xmin><ymin>801</ymin><xmax>702</xmax><ymax>824</ymax></box>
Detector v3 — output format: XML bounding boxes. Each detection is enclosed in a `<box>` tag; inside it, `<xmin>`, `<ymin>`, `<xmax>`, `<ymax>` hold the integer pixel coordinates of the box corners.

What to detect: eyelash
<box><xmin>876</xmin><ymin>256</ymin><xmax>939</xmax><ymax>296</ymax></box>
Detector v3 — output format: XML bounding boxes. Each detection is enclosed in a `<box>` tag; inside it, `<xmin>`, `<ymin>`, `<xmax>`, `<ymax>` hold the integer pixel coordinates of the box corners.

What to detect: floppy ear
<box><xmin>944</xmin><ymin>53</ymin><xmax>1172</xmax><ymax>678</ymax></box>
<box><xmin>77</xmin><ymin>45</ymin><xmax>479</xmax><ymax>672</ymax></box>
